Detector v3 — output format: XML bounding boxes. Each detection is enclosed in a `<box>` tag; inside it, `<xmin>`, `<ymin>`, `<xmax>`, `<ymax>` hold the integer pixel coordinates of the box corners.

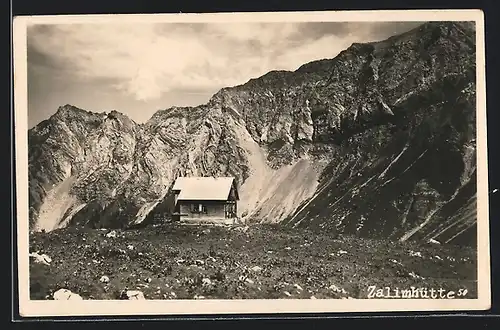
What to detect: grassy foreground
<box><xmin>29</xmin><ymin>223</ymin><xmax>477</xmax><ymax>300</ymax></box>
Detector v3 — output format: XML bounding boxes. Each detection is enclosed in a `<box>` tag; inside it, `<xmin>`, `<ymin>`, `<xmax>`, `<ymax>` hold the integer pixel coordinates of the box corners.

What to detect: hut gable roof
<box><xmin>172</xmin><ymin>176</ymin><xmax>239</xmax><ymax>201</ymax></box>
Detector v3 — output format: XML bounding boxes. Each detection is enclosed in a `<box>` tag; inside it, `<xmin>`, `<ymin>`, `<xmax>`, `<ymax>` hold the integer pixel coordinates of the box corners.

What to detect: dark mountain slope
<box><xmin>282</xmin><ymin>72</ymin><xmax>476</xmax><ymax>245</ymax></box>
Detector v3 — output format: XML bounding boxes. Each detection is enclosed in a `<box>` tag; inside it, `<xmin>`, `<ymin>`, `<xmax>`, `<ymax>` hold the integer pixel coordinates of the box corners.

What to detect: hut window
<box><xmin>191</xmin><ymin>203</ymin><xmax>207</xmax><ymax>214</ymax></box>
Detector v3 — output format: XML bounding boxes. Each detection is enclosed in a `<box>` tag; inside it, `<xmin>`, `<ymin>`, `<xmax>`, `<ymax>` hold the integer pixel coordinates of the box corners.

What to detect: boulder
<box><xmin>99</xmin><ymin>275</ymin><xmax>110</xmax><ymax>283</ymax></box>
<box><xmin>53</xmin><ymin>288</ymin><xmax>83</xmax><ymax>300</ymax></box>
<box><xmin>29</xmin><ymin>252</ymin><xmax>52</xmax><ymax>266</ymax></box>
<box><xmin>125</xmin><ymin>290</ymin><xmax>145</xmax><ymax>300</ymax></box>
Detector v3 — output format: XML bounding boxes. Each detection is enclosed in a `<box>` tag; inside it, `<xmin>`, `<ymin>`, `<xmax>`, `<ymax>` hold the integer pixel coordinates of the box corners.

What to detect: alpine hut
<box><xmin>171</xmin><ymin>176</ymin><xmax>240</xmax><ymax>224</ymax></box>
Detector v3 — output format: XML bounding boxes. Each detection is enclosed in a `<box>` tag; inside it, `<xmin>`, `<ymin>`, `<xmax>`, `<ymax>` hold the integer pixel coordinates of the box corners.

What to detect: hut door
<box><xmin>225</xmin><ymin>203</ymin><xmax>235</xmax><ymax>218</ymax></box>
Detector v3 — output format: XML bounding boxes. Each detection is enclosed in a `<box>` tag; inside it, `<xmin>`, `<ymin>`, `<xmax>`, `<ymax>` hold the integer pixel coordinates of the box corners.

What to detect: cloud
<box><xmin>27</xmin><ymin>21</ymin><xmax>424</xmax><ymax>103</ymax></box>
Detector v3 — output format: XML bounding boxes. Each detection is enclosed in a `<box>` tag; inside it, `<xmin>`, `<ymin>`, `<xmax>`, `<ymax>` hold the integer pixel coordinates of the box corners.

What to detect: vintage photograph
<box><xmin>13</xmin><ymin>10</ymin><xmax>489</xmax><ymax>316</ymax></box>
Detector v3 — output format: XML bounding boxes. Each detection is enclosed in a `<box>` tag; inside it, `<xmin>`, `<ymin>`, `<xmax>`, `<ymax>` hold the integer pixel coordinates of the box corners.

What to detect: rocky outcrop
<box><xmin>29</xmin><ymin>107</ymin><xmax>142</xmax><ymax>231</ymax></box>
<box><xmin>27</xmin><ymin>21</ymin><xmax>478</xmax><ymax>245</ymax></box>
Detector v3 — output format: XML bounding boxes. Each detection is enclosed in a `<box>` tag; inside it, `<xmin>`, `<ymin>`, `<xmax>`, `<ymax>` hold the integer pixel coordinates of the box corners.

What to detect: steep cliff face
<box><xmin>27</xmin><ymin>21</ymin><xmax>478</xmax><ymax>245</ymax></box>
<box><xmin>283</xmin><ymin>22</ymin><xmax>477</xmax><ymax>245</ymax></box>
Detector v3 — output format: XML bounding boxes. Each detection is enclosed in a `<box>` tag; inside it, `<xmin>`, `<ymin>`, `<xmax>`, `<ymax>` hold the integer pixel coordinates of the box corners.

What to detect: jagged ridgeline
<box><xmin>28</xmin><ymin>21</ymin><xmax>477</xmax><ymax>245</ymax></box>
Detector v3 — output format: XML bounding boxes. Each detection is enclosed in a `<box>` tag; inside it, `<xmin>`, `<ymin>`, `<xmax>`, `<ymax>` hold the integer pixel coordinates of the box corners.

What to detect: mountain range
<box><xmin>27</xmin><ymin>21</ymin><xmax>477</xmax><ymax>246</ymax></box>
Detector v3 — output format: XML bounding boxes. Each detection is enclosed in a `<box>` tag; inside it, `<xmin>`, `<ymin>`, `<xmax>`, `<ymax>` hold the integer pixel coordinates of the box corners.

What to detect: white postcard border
<box><xmin>13</xmin><ymin>9</ymin><xmax>490</xmax><ymax>317</ymax></box>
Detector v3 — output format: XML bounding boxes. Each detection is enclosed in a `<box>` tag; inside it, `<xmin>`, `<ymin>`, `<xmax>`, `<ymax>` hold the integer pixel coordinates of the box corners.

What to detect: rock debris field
<box><xmin>29</xmin><ymin>223</ymin><xmax>477</xmax><ymax>300</ymax></box>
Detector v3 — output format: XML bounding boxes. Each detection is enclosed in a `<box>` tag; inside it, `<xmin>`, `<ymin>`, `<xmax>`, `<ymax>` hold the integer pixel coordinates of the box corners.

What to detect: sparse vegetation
<box><xmin>29</xmin><ymin>223</ymin><xmax>477</xmax><ymax>300</ymax></box>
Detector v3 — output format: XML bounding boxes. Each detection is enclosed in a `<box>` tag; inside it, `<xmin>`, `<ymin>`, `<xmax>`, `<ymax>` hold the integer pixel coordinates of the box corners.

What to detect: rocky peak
<box><xmin>52</xmin><ymin>104</ymin><xmax>98</xmax><ymax>121</ymax></box>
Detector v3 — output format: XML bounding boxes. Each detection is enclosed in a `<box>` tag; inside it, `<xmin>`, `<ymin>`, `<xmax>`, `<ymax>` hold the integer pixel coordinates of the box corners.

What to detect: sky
<box><xmin>27</xmin><ymin>20</ymin><xmax>425</xmax><ymax>128</ymax></box>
